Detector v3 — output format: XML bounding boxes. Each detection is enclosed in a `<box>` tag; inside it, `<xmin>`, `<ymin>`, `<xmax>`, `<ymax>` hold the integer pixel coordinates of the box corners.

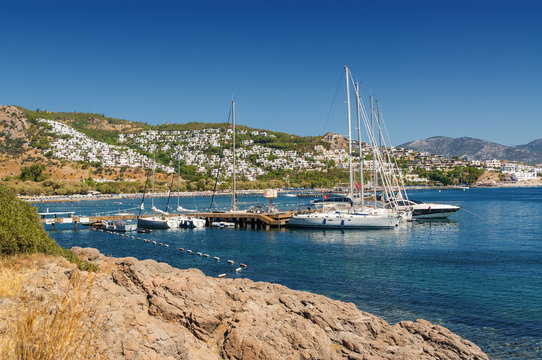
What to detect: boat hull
<box><xmin>137</xmin><ymin>217</ymin><xmax>170</xmax><ymax>229</ymax></box>
<box><xmin>412</xmin><ymin>208</ymin><xmax>460</xmax><ymax>219</ymax></box>
<box><xmin>288</xmin><ymin>212</ymin><xmax>400</xmax><ymax>229</ymax></box>
<box><xmin>409</xmin><ymin>204</ymin><xmax>460</xmax><ymax>219</ymax></box>
<box><xmin>179</xmin><ymin>218</ymin><xmax>206</xmax><ymax>228</ymax></box>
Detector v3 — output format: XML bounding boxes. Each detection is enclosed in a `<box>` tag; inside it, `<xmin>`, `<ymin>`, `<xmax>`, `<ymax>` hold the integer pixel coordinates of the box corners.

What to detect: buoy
<box><xmin>145</xmin><ymin>239</ymin><xmax>150</xmax><ymax>243</ymax></box>
<box><xmin>214</xmin><ymin>256</ymin><xmax>220</xmax><ymax>261</ymax></box>
<box><xmin>179</xmin><ymin>248</ymin><xmax>184</xmax><ymax>251</ymax></box>
<box><xmin>159</xmin><ymin>243</ymin><xmax>163</xmax><ymax>246</ymax></box>
<box><xmin>235</xmin><ymin>267</ymin><xmax>242</xmax><ymax>272</ymax></box>
<box><xmin>187</xmin><ymin>250</ymin><xmax>192</xmax><ymax>254</ymax></box>
<box><xmin>240</xmin><ymin>263</ymin><xmax>247</xmax><ymax>268</ymax></box>
<box><xmin>164</xmin><ymin>244</ymin><xmax>169</xmax><ymax>247</ymax></box>
<box><xmin>218</xmin><ymin>273</ymin><xmax>227</xmax><ymax>278</ymax></box>
<box><xmin>227</xmin><ymin>260</ymin><xmax>234</xmax><ymax>264</ymax></box>
<box><xmin>197</xmin><ymin>252</ymin><xmax>202</xmax><ymax>256</ymax></box>
<box><xmin>137</xmin><ymin>237</ymin><xmax>141</xmax><ymax>240</ymax></box>
<box><xmin>204</xmin><ymin>254</ymin><xmax>210</xmax><ymax>258</ymax></box>
<box><xmin>152</xmin><ymin>241</ymin><xmax>156</xmax><ymax>244</ymax></box>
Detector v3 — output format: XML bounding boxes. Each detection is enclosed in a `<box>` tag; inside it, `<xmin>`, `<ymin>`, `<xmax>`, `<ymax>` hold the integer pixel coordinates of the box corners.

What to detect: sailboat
<box><xmin>289</xmin><ymin>66</ymin><xmax>401</xmax><ymax>229</ymax></box>
<box><xmin>137</xmin><ymin>142</ymin><xmax>177</xmax><ymax>229</ymax></box>
<box><xmin>209</xmin><ymin>99</ymin><xmax>246</xmax><ymax>217</ymax></box>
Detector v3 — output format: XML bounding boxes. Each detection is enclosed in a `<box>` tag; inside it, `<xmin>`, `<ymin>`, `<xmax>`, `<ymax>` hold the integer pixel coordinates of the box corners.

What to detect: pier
<box><xmin>39</xmin><ymin>211</ymin><xmax>293</xmax><ymax>230</ymax></box>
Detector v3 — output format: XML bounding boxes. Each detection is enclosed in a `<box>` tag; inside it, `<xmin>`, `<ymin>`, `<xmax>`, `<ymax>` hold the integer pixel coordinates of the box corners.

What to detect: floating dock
<box><xmin>38</xmin><ymin>211</ymin><xmax>293</xmax><ymax>230</ymax></box>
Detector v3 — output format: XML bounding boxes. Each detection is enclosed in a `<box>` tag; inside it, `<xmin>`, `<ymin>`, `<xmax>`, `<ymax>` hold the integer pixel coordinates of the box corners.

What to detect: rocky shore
<box><xmin>6</xmin><ymin>247</ymin><xmax>488</xmax><ymax>359</ymax></box>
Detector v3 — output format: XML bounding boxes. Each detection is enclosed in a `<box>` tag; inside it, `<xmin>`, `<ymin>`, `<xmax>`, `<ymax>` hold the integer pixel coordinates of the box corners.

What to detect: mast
<box><xmin>232</xmin><ymin>99</ymin><xmax>237</xmax><ymax>211</ymax></box>
<box><xmin>177</xmin><ymin>141</ymin><xmax>181</xmax><ymax>210</ymax></box>
<box><xmin>138</xmin><ymin>164</ymin><xmax>150</xmax><ymax>217</ymax></box>
<box><xmin>151</xmin><ymin>140</ymin><xmax>156</xmax><ymax>213</ymax></box>
<box><xmin>370</xmin><ymin>96</ymin><xmax>377</xmax><ymax>206</ymax></box>
<box><xmin>345</xmin><ymin>66</ymin><xmax>354</xmax><ymax>200</ymax></box>
<box><xmin>355</xmin><ymin>82</ymin><xmax>364</xmax><ymax>208</ymax></box>
<box><xmin>377</xmin><ymin>99</ymin><xmax>382</xmax><ymax>206</ymax></box>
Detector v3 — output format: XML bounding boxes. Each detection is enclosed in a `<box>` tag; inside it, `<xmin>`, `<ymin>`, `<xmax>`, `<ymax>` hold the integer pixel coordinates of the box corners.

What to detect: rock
<box><xmin>3</xmin><ymin>247</ymin><xmax>489</xmax><ymax>360</ymax></box>
<box><xmin>71</xmin><ymin>246</ymin><xmax>101</xmax><ymax>261</ymax></box>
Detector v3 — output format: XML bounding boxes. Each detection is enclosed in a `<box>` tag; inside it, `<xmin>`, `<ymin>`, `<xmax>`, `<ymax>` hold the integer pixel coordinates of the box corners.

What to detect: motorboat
<box><xmin>389</xmin><ymin>199</ymin><xmax>461</xmax><ymax>219</ymax></box>
<box><xmin>105</xmin><ymin>219</ymin><xmax>137</xmax><ymax>232</ymax></box>
<box><xmin>179</xmin><ymin>217</ymin><xmax>206</xmax><ymax>228</ymax></box>
<box><xmin>211</xmin><ymin>221</ymin><xmax>235</xmax><ymax>228</ymax></box>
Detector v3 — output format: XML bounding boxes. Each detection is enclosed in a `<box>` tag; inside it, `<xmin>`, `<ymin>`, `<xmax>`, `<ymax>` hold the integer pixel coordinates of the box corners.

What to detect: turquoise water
<box><xmin>36</xmin><ymin>187</ymin><xmax>542</xmax><ymax>359</ymax></box>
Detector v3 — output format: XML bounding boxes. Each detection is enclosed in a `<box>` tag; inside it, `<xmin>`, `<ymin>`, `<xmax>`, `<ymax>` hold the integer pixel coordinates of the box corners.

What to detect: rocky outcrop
<box><xmin>16</xmin><ymin>247</ymin><xmax>488</xmax><ymax>359</ymax></box>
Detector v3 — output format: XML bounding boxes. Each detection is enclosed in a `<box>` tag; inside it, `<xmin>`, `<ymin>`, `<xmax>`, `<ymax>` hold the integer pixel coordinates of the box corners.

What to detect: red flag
<box><xmin>355</xmin><ymin>181</ymin><xmax>361</xmax><ymax>190</ymax></box>
<box><xmin>324</xmin><ymin>195</ymin><xmax>328</xmax><ymax>200</ymax></box>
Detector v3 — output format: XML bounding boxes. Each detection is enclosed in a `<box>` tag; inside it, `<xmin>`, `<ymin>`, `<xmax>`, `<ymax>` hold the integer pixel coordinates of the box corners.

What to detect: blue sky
<box><xmin>1</xmin><ymin>0</ymin><xmax>541</xmax><ymax>145</ymax></box>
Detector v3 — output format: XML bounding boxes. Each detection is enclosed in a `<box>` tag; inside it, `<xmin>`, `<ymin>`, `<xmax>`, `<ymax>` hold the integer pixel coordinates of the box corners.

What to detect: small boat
<box><xmin>179</xmin><ymin>217</ymin><xmax>206</xmax><ymax>228</ymax></box>
<box><xmin>104</xmin><ymin>220</ymin><xmax>137</xmax><ymax>232</ymax></box>
<box><xmin>211</xmin><ymin>221</ymin><xmax>236</xmax><ymax>228</ymax></box>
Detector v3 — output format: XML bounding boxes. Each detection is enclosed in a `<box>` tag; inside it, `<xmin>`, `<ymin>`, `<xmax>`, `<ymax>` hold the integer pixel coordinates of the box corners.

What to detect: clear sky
<box><xmin>1</xmin><ymin>0</ymin><xmax>541</xmax><ymax>145</ymax></box>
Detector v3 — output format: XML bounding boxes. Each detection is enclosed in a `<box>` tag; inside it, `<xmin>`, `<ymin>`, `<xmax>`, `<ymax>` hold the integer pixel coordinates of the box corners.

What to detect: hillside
<box><xmin>400</xmin><ymin>136</ymin><xmax>542</xmax><ymax>164</ymax></box>
<box><xmin>0</xmin><ymin>105</ymin><xmax>342</xmax><ymax>193</ymax></box>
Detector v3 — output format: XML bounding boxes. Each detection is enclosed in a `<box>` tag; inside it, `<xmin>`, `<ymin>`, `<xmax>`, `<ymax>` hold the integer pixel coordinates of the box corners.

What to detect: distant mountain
<box><xmin>399</xmin><ymin>136</ymin><xmax>542</xmax><ymax>165</ymax></box>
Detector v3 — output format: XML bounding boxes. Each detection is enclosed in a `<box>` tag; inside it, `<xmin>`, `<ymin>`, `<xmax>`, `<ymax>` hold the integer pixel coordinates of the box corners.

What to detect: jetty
<box><xmin>39</xmin><ymin>211</ymin><xmax>293</xmax><ymax>230</ymax></box>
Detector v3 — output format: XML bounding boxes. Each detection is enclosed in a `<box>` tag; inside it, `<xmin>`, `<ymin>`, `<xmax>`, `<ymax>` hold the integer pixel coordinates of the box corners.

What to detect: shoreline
<box><xmin>0</xmin><ymin>246</ymin><xmax>488</xmax><ymax>359</ymax></box>
<box><xmin>19</xmin><ymin>182</ymin><xmax>542</xmax><ymax>203</ymax></box>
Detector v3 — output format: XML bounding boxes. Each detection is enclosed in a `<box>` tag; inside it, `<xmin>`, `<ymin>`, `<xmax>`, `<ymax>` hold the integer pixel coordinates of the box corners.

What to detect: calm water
<box><xmin>35</xmin><ymin>187</ymin><xmax>542</xmax><ymax>359</ymax></box>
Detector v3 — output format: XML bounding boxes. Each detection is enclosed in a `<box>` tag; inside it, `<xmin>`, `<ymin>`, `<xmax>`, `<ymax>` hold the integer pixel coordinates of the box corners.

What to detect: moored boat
<box><xmin>179</xmin><ymin>217</ymin><xmax>206</xmax><ymax>228</ymax></box>
<box><xmin>389</xmin><ymin>199</ymin><xmax>461</xmax><ymax>219</ymax></box>
<box><xmin>105</xmin><ymin>219</ymin><xmax>137</xmax><ymax>232</ymax></box>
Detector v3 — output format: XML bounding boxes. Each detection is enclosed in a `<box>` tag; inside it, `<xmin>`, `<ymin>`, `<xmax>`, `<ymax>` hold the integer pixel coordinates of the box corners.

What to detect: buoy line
<box><xmin>94</xmin><ymin>228</ymin><xmax>249</xmax><ymax>278</ymax></box>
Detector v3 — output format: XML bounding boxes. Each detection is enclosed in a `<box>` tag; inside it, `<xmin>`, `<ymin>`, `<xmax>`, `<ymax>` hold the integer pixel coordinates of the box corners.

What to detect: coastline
<box><xmin>19</xmin><ymin>181</ymin><xmax>542</xmax><ymax>203</ymax></box>
<box><xmin>0</xmin><ymin>247</ymin><xmax>489</xmax><ymax>359</ymax></box>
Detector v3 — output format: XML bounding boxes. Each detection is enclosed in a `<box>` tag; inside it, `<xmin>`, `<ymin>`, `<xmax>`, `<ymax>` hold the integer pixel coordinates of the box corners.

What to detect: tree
<box><xmin>19</xmin><ymin>164</ymin><xmax>49</xmax><ymax>182</ymax></box>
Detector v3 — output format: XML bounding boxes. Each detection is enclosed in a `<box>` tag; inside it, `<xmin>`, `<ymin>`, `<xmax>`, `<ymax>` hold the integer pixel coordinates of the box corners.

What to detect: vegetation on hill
<box><xmin>2</xmin><ymin>105</ymin><xmax>490</xmax><ymax>191</ymax></box>
<box><xmin>19</xmin><ymin>107</ymin><xmax>150</xmax><ymax>145</ymax></box>
<box><xmin>0</xmin><ymin>183</ymin><xmax>96</xmax><ymax>271</ymax></box>
<box><xmin>414</xmin><ymin>166</ymin><xmax>484</xmax><ymax>186</ymax></box>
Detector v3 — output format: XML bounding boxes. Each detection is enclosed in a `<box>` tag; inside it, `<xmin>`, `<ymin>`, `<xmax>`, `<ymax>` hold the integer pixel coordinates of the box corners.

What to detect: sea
<box><xmin>34</xmin><ymin>187</ymin><xmax>542</xmax><ymax>359</ymax></box>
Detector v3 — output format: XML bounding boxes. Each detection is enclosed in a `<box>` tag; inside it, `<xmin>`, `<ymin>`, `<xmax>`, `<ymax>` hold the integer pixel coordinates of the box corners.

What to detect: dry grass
<box><xmin>0</xmin><ymin>254</ymin><xmax>52</xmax><ymax>297</ymax></box>
<box><xmin>0</xmin><ymin>255</ymin><xmax>102</xmax><ymax>359</ymax></box>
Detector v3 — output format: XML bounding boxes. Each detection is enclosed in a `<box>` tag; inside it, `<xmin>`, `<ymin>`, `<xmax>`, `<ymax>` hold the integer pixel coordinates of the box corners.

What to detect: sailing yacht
<box><xmin>137</xmin><ymin>143</ymin><xmax>174</xmax><ymax>229</ymax></box>
<box><xmin>289</xmin><ymin>66</ymin><xmax>401</xmax><ymax>229</ymax></box>
<box><xmin>209</xmin><ymin>99</ymin><xmax>247</xmax><ymax>215</ymax></box>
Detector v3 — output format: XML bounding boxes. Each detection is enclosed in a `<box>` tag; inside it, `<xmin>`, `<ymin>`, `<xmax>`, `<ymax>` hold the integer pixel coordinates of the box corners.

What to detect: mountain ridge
<box><xmin>400</xmin><ymin>136</ymin><xmax>542</xmax><ymax>165</ymax></box>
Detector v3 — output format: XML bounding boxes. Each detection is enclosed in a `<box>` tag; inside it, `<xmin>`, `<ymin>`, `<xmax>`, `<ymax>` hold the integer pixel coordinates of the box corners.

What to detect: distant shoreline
<box><xmin>20</xmin><ymin>182</ymin><xmax>542</xmax><ymax>203</ymax></box>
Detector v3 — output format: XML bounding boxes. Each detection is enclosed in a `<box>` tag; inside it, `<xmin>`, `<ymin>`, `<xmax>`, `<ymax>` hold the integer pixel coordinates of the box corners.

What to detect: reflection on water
<box><xmin>35</xmin><ymin>187</ymin><xmax>542</xmax><ymax>359</ymax></box>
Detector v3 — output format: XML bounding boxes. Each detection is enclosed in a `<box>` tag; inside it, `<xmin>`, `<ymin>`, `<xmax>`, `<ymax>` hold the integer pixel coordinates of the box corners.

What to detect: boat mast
<box><xmin>370</xmin><ymin>96</ymin><xmax>377</xmax><ymax>206</ymax></box>
<box><xmin>345</xmin><ymin>66</ymin><xmax>354</xmax><ymax>200</ymax></box>
<box><xmin>151</xmin><ymin>140</ymin><xmax>156</xmax><ymax>213</ymax></box>
<box><xmin>232</xmin><ymin>99</ymin><xmax>237</xmax><ymax>211</ymax></box>
<box><xmin>177</xmin><ymin>140</ymin><xmax>181</xmax><ymax>210</ymax></box>
<box><xmin>355</xmin><ymin>82</ymin><xmax>364</xmax><ymax>208</ymax></box>
<box><xmin>377</xmin><ymin>99</ymin><xmax>382</xmax><ymax>206</ymax></box>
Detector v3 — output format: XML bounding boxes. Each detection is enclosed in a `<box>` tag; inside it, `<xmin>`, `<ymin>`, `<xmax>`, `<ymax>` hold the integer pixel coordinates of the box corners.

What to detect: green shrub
<box><xmin>0</xmin><ymin>184</ymin><xmax>97</xmax><ymax>271</ymax></box>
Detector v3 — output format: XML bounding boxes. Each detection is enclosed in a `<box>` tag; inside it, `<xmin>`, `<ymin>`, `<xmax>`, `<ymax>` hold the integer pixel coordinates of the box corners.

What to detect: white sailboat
<box><xmin>138</xmin><ymin>142</ymin><xmax>175</xmax><ymax>229</ymax></box>
<box><xmin>289</xmin><ymin>66</ymin><xmax>401</xmax><ymax>229</ymax></box>
<box><xmin>171</xmin><ymin>141</ymin><xmax>206</xmax><ymax>228</ymax></box>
